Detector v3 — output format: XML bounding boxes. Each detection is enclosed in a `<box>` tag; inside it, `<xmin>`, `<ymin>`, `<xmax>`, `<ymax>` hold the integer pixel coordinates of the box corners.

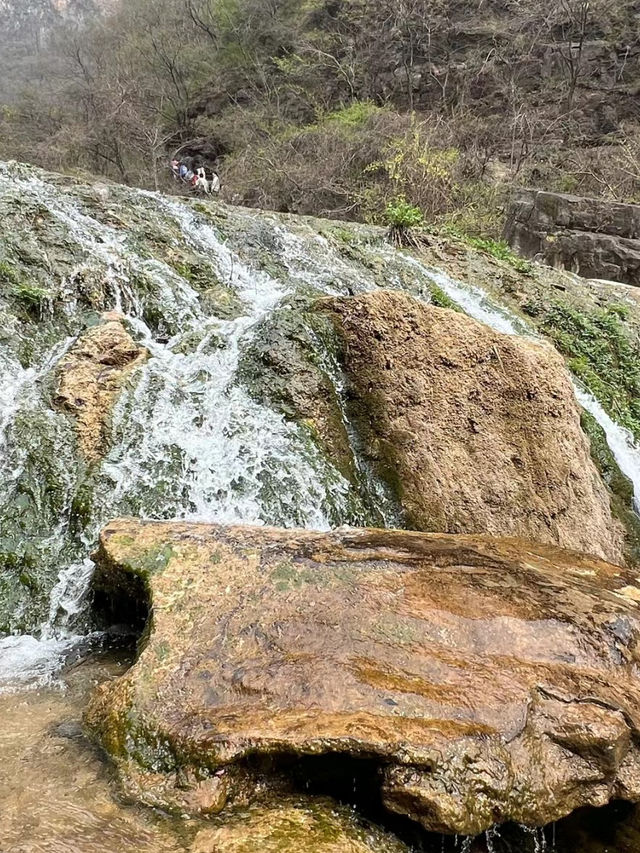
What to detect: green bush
<box><xmin>384</xmin><ymin>196</ymin><xmax>424</xmax><ymax>229</ymax></box>
<box><xmin>325</xmin><ymin>101</ymin><xmax>383</xmax><ymax>129</ymax></box>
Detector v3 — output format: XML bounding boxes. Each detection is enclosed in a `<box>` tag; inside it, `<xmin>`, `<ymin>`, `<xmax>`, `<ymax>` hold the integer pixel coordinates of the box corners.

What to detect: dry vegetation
<box><xmin>1</xmin><ymin>0</ymin><xmax>639</xmax><ymax>235</ymax></box>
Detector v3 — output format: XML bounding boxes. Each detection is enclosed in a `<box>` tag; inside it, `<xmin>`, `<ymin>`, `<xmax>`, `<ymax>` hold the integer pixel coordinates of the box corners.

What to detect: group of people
<box><xmin>170</xmin><ymin>158</ymin><xmax>221</xmax><ymax>195</ymax></box>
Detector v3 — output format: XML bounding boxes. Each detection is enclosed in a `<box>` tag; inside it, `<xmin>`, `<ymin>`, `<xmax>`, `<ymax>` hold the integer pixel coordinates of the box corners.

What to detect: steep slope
<box><xmin>0</xmin><ymin>160</ymin><xmax>639</xmax><ymax>687</ymax></box>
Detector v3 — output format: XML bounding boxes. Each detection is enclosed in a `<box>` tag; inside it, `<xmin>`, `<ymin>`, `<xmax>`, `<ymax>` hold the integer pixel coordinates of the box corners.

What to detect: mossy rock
<box><xmin>238</xmin><ymin>296</ymin><xmax>356</xmax><ymax>482</ymax></box>
<box><xmin>192</xmin><ymin>799</ymin><xmax>410</xmax><ymax>853</ymax></box>
<box><xmin>582</xmin><ymin>411</ymin><xmax>640</xmax><ymax>567</ymax></box>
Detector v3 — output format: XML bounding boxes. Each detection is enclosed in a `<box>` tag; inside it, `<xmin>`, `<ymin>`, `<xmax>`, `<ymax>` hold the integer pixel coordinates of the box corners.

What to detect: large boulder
<box><xmin>86</xmin><ymin>520</ymin><xmax>640</xmax><ymax>836</ymax></box>
<box><xmin>56</xmin><ymin>314</ymin><xmax>148</xmax><ymax>463</ymax></box>
<box><xmin>504</xmin><ymin>189</ymin><xmax>640</xmax><ymax>285</ymax></box>
<box><xmin>324</xmin><ymin>291</ymin><xmax>624</xmax><ymax>565</ymax></box>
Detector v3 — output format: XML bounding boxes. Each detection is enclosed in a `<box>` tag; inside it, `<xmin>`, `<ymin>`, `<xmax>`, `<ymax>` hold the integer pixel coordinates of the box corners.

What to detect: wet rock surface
<box><xmin>191</xmin><ymin>800</ymin><xmax>410</xmax><ymax>853</ymax></box>
<box><xmin>504</xmin><ymin>189</ymin><xmax>640</xmax><ymax>285</ymax></box>
<box><xmin>325</xmin><ymin>291</ymin><xmax>624</xmax><ymax>564</ymax></box>
<box><xmin>87</xmin><ymin>520</ymin><xmax>640</xmax><ymax>836</ymax></box>
<box><xmin>56</xmin><ymin>314</ymin><xmax>148</xmax><ymax>462</ymax></box>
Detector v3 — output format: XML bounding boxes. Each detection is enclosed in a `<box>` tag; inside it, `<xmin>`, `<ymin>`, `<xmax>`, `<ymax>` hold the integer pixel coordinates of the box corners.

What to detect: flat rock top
<box><xmin>88</xmin><ymin>521</ymin><xmax>640</xmax><ymax>835</ymax></box>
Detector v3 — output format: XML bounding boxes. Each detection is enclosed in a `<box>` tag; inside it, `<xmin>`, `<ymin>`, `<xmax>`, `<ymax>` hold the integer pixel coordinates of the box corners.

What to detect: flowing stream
<box><xmin>2</xmin><ymin>167</ymin><xmax>640</xmax><ymax>852</ymax></box>
<box><xmin>2</xmin><ymin>170</ymin><xmax>640</xmax><ymax>692</ymax></box>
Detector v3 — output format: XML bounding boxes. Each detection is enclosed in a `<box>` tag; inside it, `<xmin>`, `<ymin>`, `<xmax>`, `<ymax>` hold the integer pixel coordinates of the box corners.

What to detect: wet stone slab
<box><xmin>86</xmin><ymin>520</ymin><xmax>640</xmax><ymax>836</ymax></box>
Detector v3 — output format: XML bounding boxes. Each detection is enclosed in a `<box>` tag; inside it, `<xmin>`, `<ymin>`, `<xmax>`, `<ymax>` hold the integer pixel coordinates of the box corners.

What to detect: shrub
<box><xmin>384</xmin><ymin>196</ymin><xmax>424</xmax><ymax>229</ymax></box>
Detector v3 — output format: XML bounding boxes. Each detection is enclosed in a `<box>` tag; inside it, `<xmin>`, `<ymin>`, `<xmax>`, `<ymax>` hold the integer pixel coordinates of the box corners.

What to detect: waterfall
<box><xmin>0</xmin><ymin>173</ymin><xmax>376</xmax><ymax>690</ymax></box>
<box><xmin>1</xmin><ymin>164</ymin><xmax>639</xmax><ymax>693</ymax></box>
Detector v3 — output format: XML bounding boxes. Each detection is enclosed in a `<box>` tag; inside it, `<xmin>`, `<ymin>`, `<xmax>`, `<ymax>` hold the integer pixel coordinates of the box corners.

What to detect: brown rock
<box><xmin>86</xmin><ymin>520</ymin><xmax>640</xmax><ymax>836</ymax></box>
<box><xmin>324</xmin><ymin>291</ymin><xmax>624</xmax><ymax>565</ymax></box>
<box><xmin>191</xmin><ymin>799</ymin><xmax>410</xmax><ymax>853</ymax></box>
<box><xmin>56</xmin><ymin>315</ymin><xmax>148</xmax><ymax>462</ymax></box>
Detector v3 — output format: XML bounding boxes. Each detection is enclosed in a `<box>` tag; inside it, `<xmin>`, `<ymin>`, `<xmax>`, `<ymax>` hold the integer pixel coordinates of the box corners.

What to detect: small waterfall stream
<box><xmin>1</xmin><ymin>166</ymin><xmax>640</xmax><ymax>702</ymax></box>
<box><xmin>0</xmin><ymin>174</ymin><xmax>374</xmax><ymax>688</ymax></box>
<box><xmin>2</xmin><ymin>166</ymin><xmax>640</xmax><ymax>852</ymax></box>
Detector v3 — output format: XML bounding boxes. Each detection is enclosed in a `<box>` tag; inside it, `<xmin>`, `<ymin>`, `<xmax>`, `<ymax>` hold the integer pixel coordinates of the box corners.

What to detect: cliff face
<box><xmin>505</xmin><ymin>189</ymin><xmax>640</xmax><ymax>285</ymax></box>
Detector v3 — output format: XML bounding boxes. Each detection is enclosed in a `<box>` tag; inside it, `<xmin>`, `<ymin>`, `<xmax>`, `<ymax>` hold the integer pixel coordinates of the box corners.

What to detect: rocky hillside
<box><xmin>1</xmin><ymin>159</ymin><xmax>640</xmax><ymax>642</ymax></box>
<box><xmin>0</xmin><ymin>0</ymin><xmax>639</xmax><ymax>232</ymax></box>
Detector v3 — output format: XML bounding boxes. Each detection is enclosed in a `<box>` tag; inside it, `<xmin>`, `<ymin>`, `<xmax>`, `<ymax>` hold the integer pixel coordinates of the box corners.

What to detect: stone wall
<box><xmin>504</xmin><ymin>189</ymin><xmax>640</xmax><ymax>285</ymax></box>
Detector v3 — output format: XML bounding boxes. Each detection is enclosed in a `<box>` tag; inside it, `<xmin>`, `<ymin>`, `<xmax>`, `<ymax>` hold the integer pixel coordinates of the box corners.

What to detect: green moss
<box><xmin>466</xmin><ymin>236</ymin><xmax>532</xmax><ymax>274</ymax></box>
<box><xmin>0</xmin><ymin>259</ymin><xmax>52</xmax><ymax>314</ymax></box>
<box><xmin>582</xmin><ymin>412</ymin><xmax>640</xmax><ymax>566</ymax></box>
<box><xmin>69</xmin><ymin>479</ymin><xmax>95</xmax><ymax>533</ymax></box>
<box><xmin>168</xmin><ymin>259</ymin><xmax>216</xmax><ymax>290</ymax></box>
<box><xmin>138</xmin><ymin>544</ymin><xmax>175</xmax><ymax>576</ymax></box>
<box><xmin>429</xmin><ymin>284</ymin><xmax>460</xmax><ymax>311</ymax></box>
<box><xmin>530</xmin><ymin>302</ymin><xmax>640</xmax><ymax>440</ymax></box>
<box><xmin>238</xmin><ymin>297</ymin><xmax>358</xmax><ymax>483</ymax></box>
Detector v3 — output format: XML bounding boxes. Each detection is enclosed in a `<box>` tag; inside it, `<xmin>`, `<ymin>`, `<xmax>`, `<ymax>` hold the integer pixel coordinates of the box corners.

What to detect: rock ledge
<box><xmin>86</xmin><ymin>520</ymin><xmax>640</xmax><ymax>835</ymax></box>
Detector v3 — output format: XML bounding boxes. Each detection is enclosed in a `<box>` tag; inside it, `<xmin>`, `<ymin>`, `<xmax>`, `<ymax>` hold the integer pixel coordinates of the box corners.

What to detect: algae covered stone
<box><xmin>87</xmin><ymin>520</ymin><xmax>640</xmax><ymax>836</ymax></box>
<box><xmin>191</xmin><ymin>799</ymin><xmax>409</xmax><ymax>853</ymax></box>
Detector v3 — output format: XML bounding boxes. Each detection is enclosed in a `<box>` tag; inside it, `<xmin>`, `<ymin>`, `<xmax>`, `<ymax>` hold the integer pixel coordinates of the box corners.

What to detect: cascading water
<box><xmin>0</xmin><ymin>170</ymin><xmax>383</xmax><ymax>689</ymax></box>
<box><xmin>2</xmin><ymin>162</ymin><xmax>640</xmax><ymax>701</ymax></box>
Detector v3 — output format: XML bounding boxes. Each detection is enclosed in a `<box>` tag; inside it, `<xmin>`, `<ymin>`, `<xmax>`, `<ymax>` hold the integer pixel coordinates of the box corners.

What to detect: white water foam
<box><xmin>0</xmin><ymin>175</ymin><xmax>359</xmax><ymax>690</ymax></box>
<box><xmin>2</xmin><ymin>169</ymin><xmax>640</xmax><ymax>693</ymax></box>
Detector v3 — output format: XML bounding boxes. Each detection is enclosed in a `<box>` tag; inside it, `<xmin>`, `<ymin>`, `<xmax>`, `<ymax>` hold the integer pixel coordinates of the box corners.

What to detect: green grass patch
<box><xmin>525</xmin><ymin>301</ymin><xmax>640</xmax><ymax>439</ymax></box>
<box><xmin>324</xmin><ymin>100</ymin><xmax>383</xmax><ymax>128</ymax></box>
<box><xmin>429</xmin><ymin>283</ymin><xmax>460</xmax><ymax>311</ymax></box>
<box><xmin>466</xmin><ymin>236</ymin><xmax>532</xmax><ymax>274</ymax></box>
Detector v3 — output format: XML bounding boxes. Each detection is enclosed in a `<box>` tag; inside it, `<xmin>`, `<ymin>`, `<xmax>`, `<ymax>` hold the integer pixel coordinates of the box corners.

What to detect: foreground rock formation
<box><xmin>56</xmin><ymin>314</ymin><xmax>148</xmax><ymax>462</ymax></box>
<box><xmin>325</xmin><ymin>292</ymin><xmax>624</xmax><ymax>565</ymax></box>
<box><xmin>87</xmin><ymin>520</ymin><xmax>640</xmax><ymax>836</ymax></box>
<box><xmin>504</xmin><ymin>189</ymin><xmax>640</xmax><ymax>285</ymax></box>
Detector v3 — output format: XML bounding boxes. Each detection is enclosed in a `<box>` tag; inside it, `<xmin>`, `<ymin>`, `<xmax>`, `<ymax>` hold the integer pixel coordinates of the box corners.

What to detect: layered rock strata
<box><xmin>504</xmin><ymin>189</ymin><xmax>640</xmax><ymax>285</ymax></box>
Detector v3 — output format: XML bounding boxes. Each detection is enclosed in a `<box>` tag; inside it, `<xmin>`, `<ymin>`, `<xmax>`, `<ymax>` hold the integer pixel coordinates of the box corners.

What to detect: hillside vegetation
<box><xmin>0</xmin><ymin>0</ymin><xmax>639</xmax><ymax>235</ymax></box>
